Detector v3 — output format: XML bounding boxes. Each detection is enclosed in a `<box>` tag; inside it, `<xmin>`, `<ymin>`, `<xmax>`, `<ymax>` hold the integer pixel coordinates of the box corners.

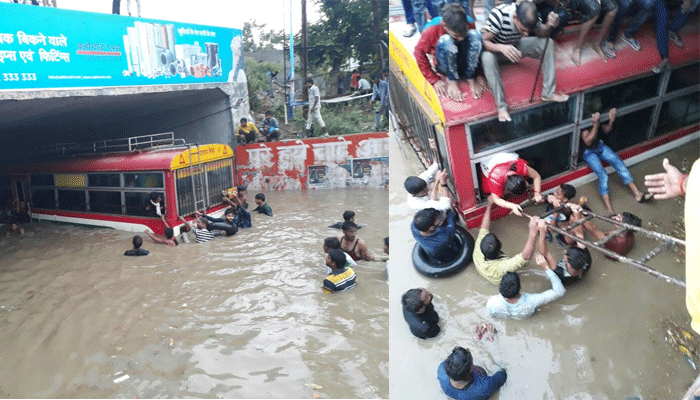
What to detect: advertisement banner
<box><xmin>236</xmin><ymin>133</ymin><xmax>390</xmax><ymax>190</ymax></box>
<box><xmin>0</xmin><ymin>2</ymin><xmax>244</xmax><ymax>90</ymax></box>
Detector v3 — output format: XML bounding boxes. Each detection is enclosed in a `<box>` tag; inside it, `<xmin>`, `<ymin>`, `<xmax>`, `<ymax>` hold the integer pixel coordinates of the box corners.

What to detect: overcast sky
<box><xmin>58</xmin><ymin>0</ymin><xmax>321</xmax><ymax>34</ymax></box>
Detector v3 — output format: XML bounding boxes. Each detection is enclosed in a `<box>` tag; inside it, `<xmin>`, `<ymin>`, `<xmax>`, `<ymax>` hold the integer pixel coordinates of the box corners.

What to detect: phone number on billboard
<box><xmin>3</xmin><ymin>73</ymin><xmax>37</xmax><ymax>81</ymax></box>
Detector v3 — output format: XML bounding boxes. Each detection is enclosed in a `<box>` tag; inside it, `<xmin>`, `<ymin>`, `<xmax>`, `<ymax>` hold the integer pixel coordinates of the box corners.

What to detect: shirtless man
<box><xmin>145</xmin><ymin>227</ymin><xmax>178</xmax><ymax>247</ymax></box>
<box><xmin>340</xmin><ymin>221</ymin><xmax>374</xmax><ymax>262</ymax></box>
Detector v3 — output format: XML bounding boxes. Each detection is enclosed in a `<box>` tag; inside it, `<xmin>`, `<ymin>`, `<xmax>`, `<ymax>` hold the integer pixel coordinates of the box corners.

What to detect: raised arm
<box><xmin>527</xmin><ymin>166</ymin><xmax>542</xmax><ymax>203</ymax></box>
<box><xmin>582</xmin><ymin>112</ymin><xmax>601</xmax><ymax>145</ymax></box>
<box><xmin>536</xmin><ymin>220</ymin><xmax>557</xmax><ymax>270</ymax></box>
<box><xmin>601</xmin><ymin>108</ymin><xmax>617</xmax><ymax>134</ymax></box>
<box><xmin>146</xmin><ymin>229</ymin><xmax>166</xmax><ymax>245</ymax></box>
<box><xmin>520</xmin><ymin>216</ymin><xmax>540</xmax><ymax>261</ymax></box>
<box><xmin>535</xmin><ymin>12</ymin><xmax>559</xmax><ymax>38</ymax></box>
<box><xmin>531</xmin><ymin>269</ymin><xmax>566</xmax><ymax>307</ymax></box>
<box><xmin>480</xmin><ymin>195</ymin><xmax>494</xmax><ymax>231</ymax></box>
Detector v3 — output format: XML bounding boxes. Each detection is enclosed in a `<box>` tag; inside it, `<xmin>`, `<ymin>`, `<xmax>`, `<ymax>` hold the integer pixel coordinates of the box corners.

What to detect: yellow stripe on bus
<box><xmin>171</xmin><ymin>144</ymin><xmax>234</xmax><ymax>171</ymax></box>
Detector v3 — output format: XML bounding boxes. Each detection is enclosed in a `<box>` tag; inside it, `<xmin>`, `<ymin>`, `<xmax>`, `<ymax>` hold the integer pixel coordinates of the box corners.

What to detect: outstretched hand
<box><xmin>645</xmin><ymin>158</ymin><xmax>685</xmax><ymax>199</ymax></box>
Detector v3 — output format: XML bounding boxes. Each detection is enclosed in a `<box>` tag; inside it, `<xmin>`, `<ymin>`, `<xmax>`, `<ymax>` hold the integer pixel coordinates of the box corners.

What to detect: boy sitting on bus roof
<box><xmin>414</xmin><ymin>3</ymin><xmax>487</xmax><ymax>102</ymax></box>
<box><xmin>481</xmin><ymin>151</ymin><xmax>543</xmax><ymax>216</ymax></box>
<box><xmin>481</xmin><ymin>1</ymin><xmax>568</xmax><ymax>122</ymax></box>
<box><xmin>236</xmin><ymin>118</ymin><xmax>260</xmax><ymax>145</ymax></box>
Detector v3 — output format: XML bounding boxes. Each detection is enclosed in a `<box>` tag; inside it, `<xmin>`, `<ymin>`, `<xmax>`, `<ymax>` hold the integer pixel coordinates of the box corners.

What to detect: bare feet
<box><xmin>542</xmin><ymin>93</ymin><xmax>569</xmax><ymax>102</ymax></box>
<box><xmin>498</xmin><ymin>108</ymin><xmax>511</xmax><ymax>122</ymax></box>
<box><xmin>467</xmin><ymin>78</ymin><xmax>485</xmax><ymax>99</ymax></box>
<box><xmin>592</xmin><ymin>42</ymin><xmax>607</xmax><ymax>62</ymax></box>
<box><xmin>476</xmin><ymin>75</ymin><xmax>488</xmax><ymax>92</ymax></box>
<box><xmin>571</xmin><ymin>47</ymin><xmax>582</xmax><ymax>66</ymax></box>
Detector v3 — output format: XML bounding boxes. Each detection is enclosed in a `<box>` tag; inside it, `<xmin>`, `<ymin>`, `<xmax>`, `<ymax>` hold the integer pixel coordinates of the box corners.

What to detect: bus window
<box><xmin>124</xmin><ymin>192</ymin><xmax>153</xmax><ymax>217</ymax></box>
<box><xmin>88</xmin><ymin>173</ymin><xmax>121</xmax><ymax>188</ymax></box>
<box><xmin>470</xmin><ymin>98</ymin><xmax>575</xmax><ymax>154</ymax></box>
<box><xmin>31</xmin><ymin>189</ymin><xmax>56</xmax><ymax>209</ymax></box>
<box><xmin>583</xmin><ymin>75</ymin><xmax>660</xmax><ymax>116</ymax></box>
<box><xmin>604</xmin><ymin>106</ymin><xmax>656</xmax><ymax>152</ymax></box>
<box><xmin>666</xmin><ymin>63</ymin><xmax>700</xmax><ymax>93</ymax></box>
<box><xmin>123</xmin><ymin>173</ymin><xmax>164</xmax><ymax>189</ymax></box>
<box><xmin>89</xmin><ymin>191</ymin><xmax>122</xmax><ymax>214</ymax></box>
<box><xmin>30</xmin><ymin>174</ymin><xmax>54</xmax><ymax>187</ymax></box>
<box><xmin>205</xmin><ymin>160</ymin><xmax>232</xmax><ymax>208</ymax></box>
<box><xmin>58</xmin><ymin>189</ymin><xmax>87</xmax><ymax>211</ymax></box>
<box><xmin>656</xmin><ymin>92</ymin><xmax>700</xmax><ymax>136</ymax></box>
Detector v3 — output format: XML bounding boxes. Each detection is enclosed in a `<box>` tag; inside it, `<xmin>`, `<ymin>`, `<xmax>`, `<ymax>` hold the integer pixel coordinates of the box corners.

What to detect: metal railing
<box><xmin>42</xmin><ymin>132</ymin><xmax>186</xmax><ymax>156</ymax></box>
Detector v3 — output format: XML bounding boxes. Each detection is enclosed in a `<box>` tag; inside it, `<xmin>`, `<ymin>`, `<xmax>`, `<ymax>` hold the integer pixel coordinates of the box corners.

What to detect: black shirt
<box><xmin>403</xmin><ymin>303</ymin><xmax>440</xmax><ymax>339</ymax></box>
<box><xmin>124</xmin><ymin>249</ymin><xmax>150</xmax><ymax>256</ymax></box>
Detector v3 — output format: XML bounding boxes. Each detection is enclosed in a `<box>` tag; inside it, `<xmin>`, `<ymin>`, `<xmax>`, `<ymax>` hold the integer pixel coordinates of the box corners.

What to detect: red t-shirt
<box><xmin>604</xmin><ymin>231</ymin><xmax>634</xmax><ymax>260</ymax></box>
<box><xmin>351</xmin><ymin>73</ymin><xmax>361</xmax><ymax>88</ymax></box>
<box><xmin>486</xmin><ymin>158</ymin><xmax>529</xmax><ymax>197</ymax></box>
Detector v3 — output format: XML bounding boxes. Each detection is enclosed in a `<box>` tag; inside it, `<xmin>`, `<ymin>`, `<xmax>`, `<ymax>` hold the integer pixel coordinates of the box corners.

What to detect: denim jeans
<box><xmin>582</xmin><ymin>141</ymin><xmax>634</xmax><ymax>196</ymax></box>
<box><xmin>402</xmin><ymin>0</ymin><xmax>416</xmax><ymax>24</ymax></box>
<box><xmin>412</xmin><ymin>0</ymin><xmax>441</xmax><ymax>31</ymax></box>
<box><xmin>669</xmin><ymin>0</ymin><xmax>700</xmax><ymax>33</ymax></box>
<box><xmin>607</xmin><ymin>0</ymin><xmax>654</xmax><ymax>42</ymax></box>
<box><xmin>435</xmin><ymin>31</ymin><xmax>482</xmax><ymax>81</ymax></box>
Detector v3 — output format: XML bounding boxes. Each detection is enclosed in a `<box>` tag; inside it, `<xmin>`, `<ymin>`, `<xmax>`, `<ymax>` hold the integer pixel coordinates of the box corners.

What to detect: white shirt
<box><xmin>481</xmin><ymin>152</ymin><xmax>519</xmax><ymax>176</ymax></box>
<box><xmin>406</xmin><ymin>162</ymin><xmax>451</xmax><ymax>211</ymax></box>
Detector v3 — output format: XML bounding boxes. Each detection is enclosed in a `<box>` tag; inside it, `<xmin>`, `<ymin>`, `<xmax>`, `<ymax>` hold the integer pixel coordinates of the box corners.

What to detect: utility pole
<box><xmin>301</xmin><ymin>0</ymin><xmax>309</xmax><ymax>115</ymax></box>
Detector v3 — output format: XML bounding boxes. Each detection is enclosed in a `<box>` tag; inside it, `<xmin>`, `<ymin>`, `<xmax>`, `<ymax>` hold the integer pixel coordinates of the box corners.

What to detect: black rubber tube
<box><xmin>412</xmin><ymin>226</ymin><xmax>474</xmax><ymax>278</ymax></box>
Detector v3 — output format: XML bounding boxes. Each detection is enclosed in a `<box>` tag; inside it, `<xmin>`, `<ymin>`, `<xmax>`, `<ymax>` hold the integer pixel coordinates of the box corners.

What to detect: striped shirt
<box><xmin>193</xmin><ymin>228</ymin><xmax>216</xmax><ymax>243</ymax></box>
<box><xmin>482</xmin><ymin>3</ymin><xmax>523</xmax><ymax>45</ymax></box>
<box><xmin>323</xmin><ymin>267</ymin><xmax>356</xmax><ymax>293</ymax></box>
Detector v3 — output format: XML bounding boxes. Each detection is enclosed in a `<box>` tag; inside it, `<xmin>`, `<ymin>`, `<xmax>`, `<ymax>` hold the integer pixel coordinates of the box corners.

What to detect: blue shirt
<box><xmin>262</xmin><ymin>117</ymin><xmax>279</xmax><ymax>133</ymax></box>
<box><xmin>371</xmin><ymin>79</ymin><xmax>389</xmax><ymax>107</ymax></box>
<box><xmin>437</xmin><ymin>362</ymin><xmax>507</xmax><ymax>400</ymax></box>
<box><xmin>411</xmin><ymin>210</ymin><xmax>460</xmax><ymax>262</ymax></box>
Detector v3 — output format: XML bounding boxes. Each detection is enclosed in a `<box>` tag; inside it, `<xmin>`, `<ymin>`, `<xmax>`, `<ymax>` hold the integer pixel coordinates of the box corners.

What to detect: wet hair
<box><xmin>133</xmin><ymin>235</ymin><xmax>143</xmax><ymax>249</ymax></box>
<box><xmin>255</xmin><ymin>193</ymin><xmax>265</xmax><ymax>201</ymax></box>
<box><xmin>343</xmin><ymin>210</ymin><xmax>356</xmax><ymax>221</ymax></box>
<box><xmin>265</xmin><ymin>110</ymin><xmax>272</xmax><ymax>116</ymax></box>
<box><xmin>442</xmin><ymin>3</ymin><xmax>468</xmax><ymax>37</ymax></box>
<box><xmin>342</xmin><ymin>221</ymin><xmax>359</xmax><ymax>232</ymax></box>
<box><xmin>622</xmin><ymin>212</ymin><xmax>642</xmax><ymax>227</ymax></box>
<box><xmin>149</xmin><ymin>192</ymin><xmax>161</xmax><ymax>202</ymax></box>
<box><xmin>306</xmin><ymin>77</ymin><xmax>314</xmax><ymax>84</ymax></box>
<box><xmin>560</xmin><ymin>184</ymin><xmax>576</xmax><ymax>201</ymax></box>
<box><xmin>384</xmin><ymin>236</ymin><xmax>389</xmax><ymax>248</ymax></box>
<box><xmin>413</xmin><ymin>208</ymin><xmax>440</xmax><ymax>232</ymax></box>
<box><xmin>505</xmin><ymin>174</ymin><xmax>527</xmax><ymax>195</ymax></box>
<box><xmin>181</xmin><ymin>223</ymin><xmax>192</xmax><ymax>233</ymax></box>
<box><xmin>444</xmin><ymin>347</ymin><xmax>474</xmax><ymax>382</ymax></box>
<box><xmin>404</xmin><ymin>176</ymin><xmax>428</xmax><ymax>195</ymax></box>
<box><xmin>324</xmin><ymin>237</ymin><xmax>341</xmax><ymax>250</ymax></box>
<box><xmin>224</xmin><ymin>208</ymin><xmax>235</xmax><ymax>216</ymax></box>
<box><xmin>401</xmin><ymin>288</ymin><xmax>424</xmax><ymax>313</ymax></box>
<box><xmin>327</xmin><ymin>249</ymin><xmax>346</xmax><ymax>269</ymax></box>
<box><xmin>240</xmin><ymin>117</ymin><xmax>247</xmax><ymax>123</ymax></box>
<box><xmin>480</xmin><ymin>233</ymin><xmax>502</xmax><ymax>260</ymax></box>
<box><xmin>499</xmin><ymin>272</ymin><xmax>521</xmax><ymax>298</ymax></box>
<box><xmin>516</xmin><ymin>1</ymin><xmax>539</xmax><ymax>31</ymax></box>
<box><xmin>565</xmin><ymin>247</ymin><xmax>591</xmax><ymax>272</ymax></box>
<box><xmin>164</xmin><ymin>228</ymin><xmax>174</xmax><ymax>239</ymax></box>
<box><xmin>237</xmin><ymin>185</ymin><xmax>247</xmax><ymax>192</ymax></box>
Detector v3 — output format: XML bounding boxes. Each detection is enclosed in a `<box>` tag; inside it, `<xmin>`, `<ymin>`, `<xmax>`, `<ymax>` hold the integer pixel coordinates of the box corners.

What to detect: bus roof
<box><xmin>390</xmin><ymin>15</ymin><xmax>699</xmax><ymax>126</ymax></box>
<box><xmin>4</xmin><ymin>144</ymin><xmax>233</xmax><ymax>174</ymax></box>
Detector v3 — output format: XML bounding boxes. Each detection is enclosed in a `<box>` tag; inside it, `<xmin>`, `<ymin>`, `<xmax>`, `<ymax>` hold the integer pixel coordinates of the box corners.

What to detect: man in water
<box><xmin>323</xmin><ymin>249</ymin><xmax>357</xmax><ymax>293</ymax></box>
<box><xmin>404</xmin><ymin>162</ymin><xmax>452</xmax><ymax>212</ymax></box>
<box><xmin>437</xmin><ymin>346</ymin><xmax>507</xmax><ymax>399</ymax></box>
<box><xmin>340</xmin><ymin>221</ymin><xmax>374</xmax><ymax>261</ymax></box>
<box><xmin>473</xmin><ymin>197</ymin><xmax>539</xmax><ymax>285</ymax></box>
<box><xmin>329</xmin><ymin>210</ymin><xmax>362</xmax><ymax>229</ymax></box>
<box><xmin>401</xmin><ymin>288</ymin><xmax>440</xmax><ymax>339</ymax></box>
<box><xmin>323</xmin><ymin>237</ymin><xmax>357</xmax><ymax>272</ymax></box>
<box><xmin>537</xmin><ymin>217</ymin><xmax>592</xmax><ymax>285</ymax></box>
<box><xmin>124</xmin><ymin>235</ymin><xmax>149</xmax><ymax>256</ymax></box>
<box><xmin>145</xmin><ymin>227</ymin><xmax>178</xmax><ymax>247</ymax></box>
<box><xmin>252</xmin><ymin>193</ymin><xmax>273</xmax><ymax>217</ymax></box>
<box><xmin>411</xmin><ymin>208</ymin><xmax>460</xmax><ymax>263</ymax></box>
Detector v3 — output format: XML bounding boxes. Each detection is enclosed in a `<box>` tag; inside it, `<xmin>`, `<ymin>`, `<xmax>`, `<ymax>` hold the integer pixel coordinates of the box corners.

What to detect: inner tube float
<box><xmin>208</xmin><ymin>222</ymin><xmax>238</xmax><ymax>236</ymax></box>
<box><xmin>412</xmin><ymin>226</ymin><xmax>474</xmax><ymax>278</ymax></box>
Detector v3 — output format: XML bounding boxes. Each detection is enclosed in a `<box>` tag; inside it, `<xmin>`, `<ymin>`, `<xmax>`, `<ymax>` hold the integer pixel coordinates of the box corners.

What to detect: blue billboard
<box><xmin>0</xmin><ymin>3</ymin><xmax>245</xmax><ymax>90</ymax></box>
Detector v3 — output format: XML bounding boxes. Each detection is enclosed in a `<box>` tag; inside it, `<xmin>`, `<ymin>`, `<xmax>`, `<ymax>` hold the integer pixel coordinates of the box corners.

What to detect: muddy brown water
<box><xmin>0</xmin><ymin>189</ymin><xmax>388</xmax><ymax>398</ymax></box>
<box><xmin>389</xmin><ymin>131</ymin><xmax>699</xmax><ymax>399</ymax></box>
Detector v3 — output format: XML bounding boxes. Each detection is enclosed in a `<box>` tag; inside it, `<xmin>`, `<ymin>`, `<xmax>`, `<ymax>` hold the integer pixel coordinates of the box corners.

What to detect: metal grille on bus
<box><xmin>176</xmin><ymin>160</ymin><xmax>233</xmax><ymax>216</ymax></box>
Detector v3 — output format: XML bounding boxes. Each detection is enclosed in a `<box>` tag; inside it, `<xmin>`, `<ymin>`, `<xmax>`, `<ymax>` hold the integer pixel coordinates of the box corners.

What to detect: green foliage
<box><xmin>244</xmin><ymin>58</ymin><xmax>282</xmax><ymax>111</ymax></box>
<box><xmin>241</xmin><ymin>21</ymin><xmax>286</xmax><ymax>52</ymax></box>
<box><xmin>290</xmin><ymin>102</ymin><xmax>382</xmax><ymax>136</ymax></box>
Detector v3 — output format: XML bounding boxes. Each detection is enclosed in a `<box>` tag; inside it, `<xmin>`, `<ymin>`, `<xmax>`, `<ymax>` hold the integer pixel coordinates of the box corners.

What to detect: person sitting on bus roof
<box><xmin>437</xmin><ymin>346</ymin><xmax>507</xmax><ymax>400</ymax></box>
<box><xmin>329</xmin><ymin>211</ymin><xmax>363</xmax><ymax>230</ymax></box>
<box><xmin>474</xmin><ymin>197</ymin><xmax>539</xmax><ymax>285</ymax></box>
<box><xmin>482</xmin><ymin>151</ymin><xmax>543</xmax><ymax>216</ymax></box>
<box><xmin>196</xmin><ymin>209</ymin><xmax>238</xmax><ymax>236</ymax></box>
<box><xmin>145</xmin><ymin>227</ymin><xmax>178</xmax><ymax>247</ymax></box>
<box><xmin>402</xmin><ymin>287</ymin><xmax>441</xmax><ymax>339</ymax></box>
<box><xmin>145</xmin><ymin>192</ymin><xmax>169</xmax><ymax>228</ymax></box>
<box><xmin>323</xmin><ymin>249</ymin><xmax>357</xmax><ymax>293</ymax></box>
<box><xmin>260</xmin><ymin>110</ymin><xmax>281</xmax><ymax>142</ymax></box>
<box><xmin>601</xmin><ymin>0</ymin><xmax>654</xmax><ymax>59</ymax></box>
<box><xmin>481</xmin><ymin>1</ymin><xmax>569</xmax><ymax>122</ymax></box>
<box><xmin>668</xmin><ymin>0</ymin><xmax>699</xmax><ymax>49</ymax></box>
<box><xmin>405</xmin><ymin>161</ymin><xmax>452</xmax><ymax>212</ymax></box>
<box><xmin>556</xmin><ymin>0</ymin><xmax>618</xmax><ymax>64</ymax></box>
<box><xmin>580</xmin><ymin>108</ymin><xmax>653</xmax><ymax>215</ymax></box>
<box><xmin>237</xmin><ymin>118</ymin><xmax>260</xmax><ymax>145</ymax></box>
<box><xmin>323</xmin><ymin>237</ymin><xmax>357</xmax><ymax>272</ymax></box>
<box><xmin>253</xmin><ymin>193</ymin><xmax>273</xmax><ymax>217</ymax></box>
<box><xmin>340</xmin><ymin>221</ymin><xmax>375</xmax><ymax>261</ymax></box>
<box><xmin>414</xmin><ymin>3</ymin><xmax>487</xmax><ymax>102</ymax></box>
<box><xmin>124</xmin><ymin>235</ymin><xmax>149</xmax><ymax>256</ymax></box>
<box><xmin>411</xmin><ymin>208</ymin><xmax>460</xmax><ymax>262</ymax></box>
<box><xmin>536</xmin><ymin>216</ymin><xmax>592</xmax><ymax>285</ymax></box>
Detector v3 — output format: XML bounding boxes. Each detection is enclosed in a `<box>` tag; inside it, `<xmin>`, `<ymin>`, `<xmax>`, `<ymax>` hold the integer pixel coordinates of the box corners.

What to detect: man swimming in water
<box><xmin>323</xmin><ymin>249</ymin><xmax>357</xmax><ymax>293</ymax></box>
<box><xmin>437</xmin><ymin>346</ymin><xmax>507</xmax><ymax>399</ymax></box>
<box><xmin>401</xmin><ymin>288</ymin><xmax>440</xmax><ymax>339</ymax></box>
<box><xmin>411</xmin><ymin>208</ymin><xmax>460</xmax><ymax>263</ymax></box>
<box><xmin>124</xmin><ymin>235</ymin><xmax>149</xmax><ymax>256</ymax></box>
<box><xmin>323</xmin><ymin>237</ymin><xmax>357</xmax><ymax>271</ymax></box>
<box><xmin>340</xmin><ymin>221</ymin><xmax>374</xmax><ymax>261</ymax></box>
<box><xmin>329</xmin><ymin>210</ymin><xmax>363</xmax><ymax>229</ymax></box>
<box><xmin>145</xmin><ymin>227</ymin><xmax>178</xmax><ymax>246</ymax></box>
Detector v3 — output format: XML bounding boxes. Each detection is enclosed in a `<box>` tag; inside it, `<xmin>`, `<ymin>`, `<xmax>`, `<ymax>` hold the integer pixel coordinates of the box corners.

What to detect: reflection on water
<box><xmin>0</xmin><ymin>188</ymin><xmax>388</xmax><ymax>398</ymax></box>
<box><xmin>390</xmin><ymin>131</ymin><xmax>699</xmax><ymax>399</ymax></box>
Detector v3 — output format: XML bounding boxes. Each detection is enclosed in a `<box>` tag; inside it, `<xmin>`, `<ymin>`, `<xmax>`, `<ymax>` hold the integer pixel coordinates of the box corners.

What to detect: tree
<box><xmin>241</xmin><ymin>21</ymin><xmax>286</xmax><ymax>52</ymax></box>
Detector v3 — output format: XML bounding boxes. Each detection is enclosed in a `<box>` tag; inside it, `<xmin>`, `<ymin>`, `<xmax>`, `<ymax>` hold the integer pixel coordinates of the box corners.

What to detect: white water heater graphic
<box><xmin>123</xmin><ymin>22</ymin><xmax>222</xmax><ymax>78</ymax></box>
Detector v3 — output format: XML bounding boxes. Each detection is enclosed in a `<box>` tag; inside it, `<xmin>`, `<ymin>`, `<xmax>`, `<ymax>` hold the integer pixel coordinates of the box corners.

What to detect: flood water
<box><xmin>389</xmin><ymin>128</ymin><xmax>699</xmax><ymax>399</ymax></box>
<box><xmin>0</xmin><ymin>189</ymin><xmax>388</xmax><ymax>398</ymax></box>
